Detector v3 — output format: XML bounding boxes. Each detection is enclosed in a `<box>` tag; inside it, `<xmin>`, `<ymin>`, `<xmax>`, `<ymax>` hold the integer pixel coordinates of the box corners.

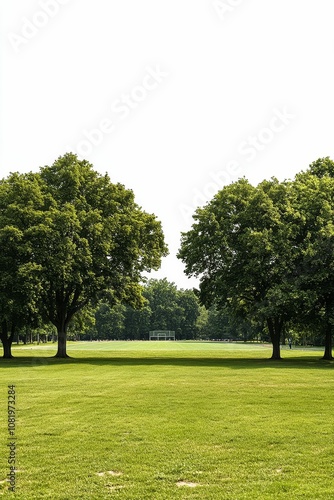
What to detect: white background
<box><xmin>1</xmin><ymin>0</ymin><xmax>333</xmax><ymax>289</ymax></box>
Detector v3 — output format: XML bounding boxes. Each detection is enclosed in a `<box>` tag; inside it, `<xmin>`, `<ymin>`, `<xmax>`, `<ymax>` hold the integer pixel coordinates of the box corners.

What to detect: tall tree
<box><xmin>178</xmin><ymin>177</ymin><xmax>300</xmax><ymax>359</ymax></box>
<box><xmin>0</xmin><ymin>173</ymin><xmax>44</xmax><ymax>358</ymax></box>
<box><xmin>34</xmin><ymin>153</ymin><xmax>167</xmax><ymax>357</ymax></box>
<box><xmin>292</xmin><ymin>158</ymin><xmax>334</xmax><ymax>359</ymax></box>
<box><xmin>0</xmin><ymin>154</ymin><xmax>167</xmax><ymax>358</ymax></box>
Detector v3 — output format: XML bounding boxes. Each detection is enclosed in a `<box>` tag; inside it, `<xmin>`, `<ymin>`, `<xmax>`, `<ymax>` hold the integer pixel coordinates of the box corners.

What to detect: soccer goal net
<box><xmin>149</xmin><ymin>330</ymin><xmax>176</xmax><ymax>341</ymax></box>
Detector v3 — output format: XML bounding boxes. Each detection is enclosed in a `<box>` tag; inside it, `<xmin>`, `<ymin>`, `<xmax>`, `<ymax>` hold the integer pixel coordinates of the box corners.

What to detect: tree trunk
<box><xmin>267</xmin><ymin>317</ymin><xmax>283</xmax><ymax>360</ymax></box>
<box><xmin>1</xmin><ymin>321</ymin><xmax>14</xmax><ymax>359</ymax></box>
<box><xmin>1</xmin><ymin>336</ymin><xmax>13</xmax><ymax>359</ymax></box>
<box><xmin>322</xmin><ymin>322</ymin><xmax>333</xmax><ymax>360</ymax></box>
<box><xmin>54</xmin><ymin>325</ymin><xmax>70</xmax><ymax>358</ymax></box>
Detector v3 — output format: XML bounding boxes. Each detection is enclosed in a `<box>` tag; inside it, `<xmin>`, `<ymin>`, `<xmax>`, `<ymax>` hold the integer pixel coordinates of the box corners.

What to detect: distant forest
<box><xmin>17</xmin><ymin>278</ymin><xmax>321</xmax><ymax>347</ymax></box>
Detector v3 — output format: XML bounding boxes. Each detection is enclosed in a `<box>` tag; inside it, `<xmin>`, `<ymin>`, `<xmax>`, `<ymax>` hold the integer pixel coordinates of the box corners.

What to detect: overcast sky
<box><xmin>1</xmin><ymin>0</ymin><xmax>333</xmax><ymax>289</ymax></box>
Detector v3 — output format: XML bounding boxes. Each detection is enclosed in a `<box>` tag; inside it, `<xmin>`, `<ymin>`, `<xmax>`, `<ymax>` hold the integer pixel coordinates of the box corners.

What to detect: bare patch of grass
<box><xmin>176</xmin><ymin>480</ymin><xmax>199</xmax><ymax>487</ymax></box>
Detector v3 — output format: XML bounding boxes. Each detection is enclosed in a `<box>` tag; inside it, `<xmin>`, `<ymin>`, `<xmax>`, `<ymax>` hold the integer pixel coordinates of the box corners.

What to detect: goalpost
<box><xmin>149</xmin><ymin>330</ymin><xmax>176</xmax><ymax>341</ymax></box>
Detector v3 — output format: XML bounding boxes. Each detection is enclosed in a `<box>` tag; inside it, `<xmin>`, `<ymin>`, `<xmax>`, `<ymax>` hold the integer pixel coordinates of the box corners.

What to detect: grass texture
<box><xmin>0</xmin><ymin>341</ymin><xmax>333</xmax><ymax>499</ymax></box>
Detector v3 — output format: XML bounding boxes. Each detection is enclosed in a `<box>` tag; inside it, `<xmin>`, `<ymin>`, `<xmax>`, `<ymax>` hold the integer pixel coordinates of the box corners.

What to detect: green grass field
<box><xmin>1</xmin><ymin>341</ymin><xmax>333</xmax><ymax>499</ymax></box>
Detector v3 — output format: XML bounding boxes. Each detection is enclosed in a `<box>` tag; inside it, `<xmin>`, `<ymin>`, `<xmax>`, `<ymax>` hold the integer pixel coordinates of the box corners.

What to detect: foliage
<box><xmin>94</xmin><ymin>302</ymin><xmax>126</xmax><ymax>340</ymax></box>
<box><xmin>291</xmin><ymin>157</ymin><xmax>334</xmax><ymax>358</ymax></box>
<box><xmin>87</xmin><ymin>279</ymin><xmax>201</xmax><ymax>340</ymax></box>
<box><xmin>143</xmin><ymin>278</ymin><xmax>183</xmax><ymax>332</ymax></box>
<box><xmin>36</xmin><ymin>153</ymin><xmax>168</xmax><ymax>356</ymax></box>
<box><xmin>178</xmin><ymin>177</ymin><xmax>301</xmax><ymax>359</ymax></box>
<box><xmin>176</xmin><ymin>288</ymin><xmax>201</xmax><ymax>339</ymax></box>
<box><xmin>201</xmin><ymin>305</ymin><xmax>261</xmax><ymax>341</ymax></box>
<box><xmin>67</xmin><ymin>306</ymin><xmax>96</xmax><ymax>340</ymax></box>
<box><xmin>178</xmin><ymin>158</ymin><xmax>334</xmax><ymax>359</ymax></box>
<box><xmin>123</xmin><ymin>303</ymin><xmax>152</xmax><ymax>340</ymax></box>
<box><xmin>0</xmin><ymin>153</ymin><xmax>168</xmax><ymax>358</ymax></box>
<box><xmin>0</xmin><ymin>173</ymin><xmax>45</xmax><ymax>357</ymax></box>
<box><xmin>3</xmin><ymin>156</ymin><xmax>334</xmax><ymax>358</ymax></box>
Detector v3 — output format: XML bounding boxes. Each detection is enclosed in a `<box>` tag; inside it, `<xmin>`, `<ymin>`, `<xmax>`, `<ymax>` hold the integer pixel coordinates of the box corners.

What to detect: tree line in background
<box><xmin>1</xmin><ymin>154</ymin><xmax>334</xmax><ymax>360</ymax></box>
<box><xmin>6</xmin><ymin>276</ymin><xmax>328</xmax><ymax>349</ymax></box>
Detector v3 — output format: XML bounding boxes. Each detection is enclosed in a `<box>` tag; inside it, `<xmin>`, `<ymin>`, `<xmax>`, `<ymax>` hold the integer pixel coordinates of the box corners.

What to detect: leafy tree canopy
<box><xmin>0</xmin><ymin>153</ymin><xmax>168</xmax><ymax>358</ymax></box>
<box><xmin>178</xmin><ymin>177</ymin><xmax>304</xmax><ymax>359</ymax></box>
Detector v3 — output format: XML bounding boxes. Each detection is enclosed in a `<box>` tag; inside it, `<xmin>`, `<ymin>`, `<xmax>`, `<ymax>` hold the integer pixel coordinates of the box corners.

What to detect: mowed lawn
<box><xmin>0</xmin><ymin>342</ymin><xmax>334</xmax><ymax>499</ymax></box>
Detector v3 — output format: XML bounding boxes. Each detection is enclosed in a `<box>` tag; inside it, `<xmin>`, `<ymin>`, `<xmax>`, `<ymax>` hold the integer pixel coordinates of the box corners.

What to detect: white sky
<box><xmin>1</xmin><ymin>0</ymin><xmax>334</xmax><ymax>289</ymax></box>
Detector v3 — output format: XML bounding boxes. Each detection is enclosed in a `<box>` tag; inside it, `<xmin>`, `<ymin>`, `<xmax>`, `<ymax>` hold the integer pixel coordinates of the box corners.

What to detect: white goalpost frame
<box><xmin>149</xmin><ymin>330</ymin><xmax>176</xmax><ymax>341</ymax></box>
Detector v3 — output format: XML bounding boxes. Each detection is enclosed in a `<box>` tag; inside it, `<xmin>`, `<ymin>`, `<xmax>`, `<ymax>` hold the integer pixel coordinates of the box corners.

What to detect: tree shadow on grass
<box><xmin>0</xmin><ymin>355</ymin><xmax>333</xmax><ymax>370</ymax></box>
